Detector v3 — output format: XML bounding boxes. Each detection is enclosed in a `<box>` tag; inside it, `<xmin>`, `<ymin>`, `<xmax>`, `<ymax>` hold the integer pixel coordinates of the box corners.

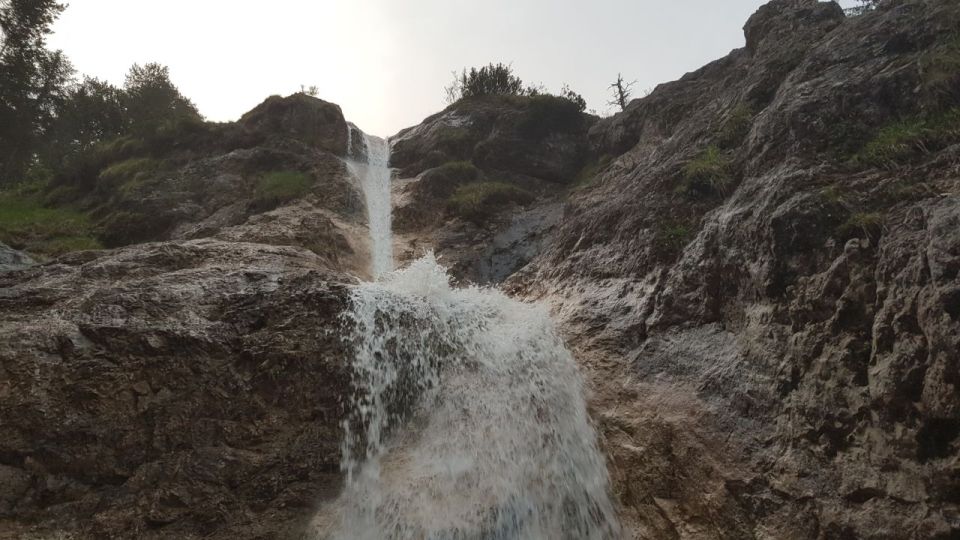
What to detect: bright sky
<box><xmin>49</xmin><ymin>1</ymin><xmax>859</xmax><ymax>137</ymax></box>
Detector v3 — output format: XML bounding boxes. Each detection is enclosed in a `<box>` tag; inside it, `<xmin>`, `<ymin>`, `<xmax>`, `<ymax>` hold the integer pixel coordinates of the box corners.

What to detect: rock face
<box><xmin>2</xmin><ymin>0</ymin><xmax>959</xmax><ymax>538</ymax></box>
<box><xmin>498</xmin><ymin>0</ymin><xmax>960</xmax><ymax>538</ymax></box>
<box><xmin>0</xmin><ymin>240</ymin><xmax>353</xmax><ymax>539</ymax></box>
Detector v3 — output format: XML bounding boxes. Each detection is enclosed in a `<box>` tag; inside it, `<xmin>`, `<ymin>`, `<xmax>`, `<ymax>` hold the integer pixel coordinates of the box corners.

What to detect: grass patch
<box><xmin>717</xmin><ymin>104</ymin><xmax>755</xmax><ymax>148</ymax></box>
<box><xmin>571</xmin><ymin>155</ymin><xmax>612</xmax><ymax>191</ymax></box>
<box><xmin>97</xmin><ymin>157</ymin><xmax>160</xmax><ymax>192</ymax></box>
<box><xmin>677</xmin><ymin>145</ymin><xmax>733</xmax><ymax>197</ymax></box>
<box><xmin>432</xmin><ymin>160</ymin><xmax>480</xmax><ymax>181</ymax></box>
<box><xmin>655</xmin><ymin>221</ymin><xmax>694</xmax><ymax>256</ymax></box>
<box><xmin>447</xmin><ymin>181</ymin><xmax>534</xmax><ymax>223</ymax></box>
<box><xmin>837</xmin><ymin>212</ymin><xmax>884</xmax><ymax>241</ymax></box>
<box><xmin>0</xmin><ymin>190</ymin><xmax>101</xmax><ymax>256</ymax></box>
<box><xmin>255</xmin><ymin>170</ymin><xmax>314</xmax><ymax>204</ymax></box>
<box><xmin>852</xmin><ymin>108</ymin><xmax>960</xmax><ymax>168</ymax></box>
<box><xmin>434</xmin><ymin>126</ymin><xmax>474</xmax><ymax>155</ymax></box>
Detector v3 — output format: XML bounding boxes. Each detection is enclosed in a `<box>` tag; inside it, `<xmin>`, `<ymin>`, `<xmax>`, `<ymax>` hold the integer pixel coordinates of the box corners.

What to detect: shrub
<box><xmin>445</xmin><ymin>63</ymin><xmax>525</xmax><ymax>103</ymax></box>
<box><xmin>53</xmin><ymin>136</ymin><xmax>146</xmax><ymax>192</ymax></box>
<box><xmin>97</xmin><ymin>158</ymin><xmax>159</xmax><ymax>192</ymax></box>
<box><xmin>97</xmin><ymin>210</ymin><xmax>173</xmax><ymax>247</ymax></box>
<box><xmin>518</xmin><ymin>95</ymin><xmax>585</xmax><ymax>139</ymax></box>
<box><xmin>255</xmin><ymin>171</ymin><xmax>314</xmax><ymax>206</ymax></box>
<box><xmin>447</xmin><ymin>181</ymin><xmax>534</xmax><ymax>223</ymax></box>
<box><xmin>677</xmin><ymin>145</ymin><xmax>733</xmax><ymax>197</ymax></box>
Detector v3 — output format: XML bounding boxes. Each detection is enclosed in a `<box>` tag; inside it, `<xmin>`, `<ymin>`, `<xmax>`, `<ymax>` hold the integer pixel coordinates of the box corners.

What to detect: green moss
<box><xmin>447</xmin><ymin>181</ymin><xmax>534</xmax><ymax>223</ymax></box>
<box><xmin>853</xmin><ymin>108</ymin><xmax>960</xmax><ymax>168</ymax></box>
<box><xmin>678</xmin><ymin>145</ymin><xmax>733</xmax><ymax>197</ymax></box>
<box><xmin>0</xmin><ymin>190</ymin><xmax>101</xmax><ymax>256</ymax></box>
<box><xmin>717</xmin><ymin>104</ymin><xmax>755</xmax><ymax>148</ymax></box>
<box><xmin>255</xmin><ymin>170</ymin><xmax>314</xmax><ymax>204</ymax></box>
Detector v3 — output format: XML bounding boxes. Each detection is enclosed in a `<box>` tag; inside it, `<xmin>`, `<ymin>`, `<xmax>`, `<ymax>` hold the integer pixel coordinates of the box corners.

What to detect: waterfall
<box><xmin>327</xmin><ymin>126</ymin><xmax>620</xmax><ymax>539</ymax></box>
<box><xmin>346</xmin><ymin>125</ymin><xmax>394</xmax><ymax>279</ymax></box>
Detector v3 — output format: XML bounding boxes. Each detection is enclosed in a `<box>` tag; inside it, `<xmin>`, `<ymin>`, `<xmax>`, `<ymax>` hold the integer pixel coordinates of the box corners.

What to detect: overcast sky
<box><xmin>49</xmin><ymin>1</ymin><xmax>858</xmax><ymax>136</ymax></box>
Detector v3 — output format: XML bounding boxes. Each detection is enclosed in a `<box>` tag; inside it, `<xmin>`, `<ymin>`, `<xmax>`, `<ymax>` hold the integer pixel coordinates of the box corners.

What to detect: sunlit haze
<box><xmin>50</xmin><ymin>0</ymin><xmax>859</xmax><ymax>136</ymax></box>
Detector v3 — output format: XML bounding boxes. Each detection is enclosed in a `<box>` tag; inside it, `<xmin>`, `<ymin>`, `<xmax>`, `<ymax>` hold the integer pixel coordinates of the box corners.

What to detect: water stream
<box><xmin>323</xmin><ymin>126</ymin><xmax>619</xmax><ymax>539</ymax></box>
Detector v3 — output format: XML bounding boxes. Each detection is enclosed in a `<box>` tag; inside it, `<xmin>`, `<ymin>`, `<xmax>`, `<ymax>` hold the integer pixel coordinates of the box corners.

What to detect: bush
<box><xmin>518</xmin><ymin>95</ymin><xmax>585</xmax><ymax>139</ymax></box>
<box><xmin>447</xmin><ymin>181</ymin><xmax>534</xmax><ymax>223</ymax></box>
<box><xmin>255</xmin><ymin>171</ymin><xmax>314</xmax><ymax>206</ymax></box>
<box><xmin>54</xmin><ymin>136</ymin><xmax>146</xmax><ymax>192</ymax></box>
<box><xmin>97</xmin><ymin>158</ymin><xmax>159</xmax><ymax>192</ymax></box>
<box><xmin>445</xmin><ymin>63</ymin><xmax>525</xmax><ymax>103</ymax></box>
<box><xmin>97</xmin><ymin>210</ymin><xmax>173</xmax><ymax>247</ymax></box>
<box><xmin>444</xmin><ymin>64</ymin><xmax>588</xmax><ymax>113</ymax></box>
<box><xmin>677</xmin><ymin>145</ymin><xmax>733</xmax><ymax>197</ymax></box>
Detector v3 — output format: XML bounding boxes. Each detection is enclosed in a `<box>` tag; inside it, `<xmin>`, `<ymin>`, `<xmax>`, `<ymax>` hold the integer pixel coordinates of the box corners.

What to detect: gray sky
<box><xmin>49</xmin><ymin>1</ymin><xmax>858</xmax><ymax>137</ymax></box>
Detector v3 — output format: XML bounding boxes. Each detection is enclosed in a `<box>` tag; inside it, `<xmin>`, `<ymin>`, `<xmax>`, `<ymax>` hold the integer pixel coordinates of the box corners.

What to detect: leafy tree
<box><xmin>123</xmin><ymin>62</ymin><xmax>200</xmax><ymax>136</ymax></box>
<box><xmin>41</xmin><ymin>77</ymin><xmax>125</xmax><ymax>168</ymax></box>
<box><xmin>608</xmin><ymin>73</ymin><xmax>636</xmax><ymax>111</ymax></box>
<box><xmin>0</xmin><ymin>0</ymin><xmax>72</xmax><ymax>184</ymax></box>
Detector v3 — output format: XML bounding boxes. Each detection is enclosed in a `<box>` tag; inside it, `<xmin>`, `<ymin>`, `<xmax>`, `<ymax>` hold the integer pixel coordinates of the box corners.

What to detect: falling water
<box><xmin>324</xmin><ymin>125</ymin><xmax>620</xmax><ymax>539</ymax></box>
<box><xmin>346</xmin><ymin>125</ymin><xmax>394</xmax><ymax>279</ymax></box>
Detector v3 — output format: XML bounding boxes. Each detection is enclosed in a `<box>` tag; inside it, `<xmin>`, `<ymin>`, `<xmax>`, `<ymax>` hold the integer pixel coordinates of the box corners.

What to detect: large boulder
<box><xmin>240</xmin><ymin>93</ymin><xmax>349</xmax><ymax>156</ymax></box>
<box><xmin>0</xmin><ymin>240</ymin><xmax>353</xmax><ymax>539</ymax></box>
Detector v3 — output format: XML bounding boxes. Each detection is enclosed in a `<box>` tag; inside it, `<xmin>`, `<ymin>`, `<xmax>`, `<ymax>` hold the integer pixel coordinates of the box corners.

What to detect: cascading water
<box><xmin>346</xmin><ymin>125</ymin><xmax>394</xmax><ymax>279</ymax></box>
<box><xmin>324</xmin><ymin>126</ymin><xmax>620</xmax><ymax>539</ymax></box>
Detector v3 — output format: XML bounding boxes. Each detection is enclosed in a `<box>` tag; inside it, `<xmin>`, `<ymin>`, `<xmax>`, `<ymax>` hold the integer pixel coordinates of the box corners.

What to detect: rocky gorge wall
<box><xmin>1</xmin><ymin>0</ymin><xmax>958</xmax><ymax>538</ymax></box>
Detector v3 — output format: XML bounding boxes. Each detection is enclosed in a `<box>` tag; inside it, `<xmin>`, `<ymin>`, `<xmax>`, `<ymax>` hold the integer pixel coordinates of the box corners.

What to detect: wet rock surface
<box><xmin>0</xmin><ymin>240</ymin><xmax>353</xmax><ymax>539</ymax></box>
<box><xmin>0</xmin><ymin>242</ymin><xmax>33</xmax><ymax>273</ymax></box>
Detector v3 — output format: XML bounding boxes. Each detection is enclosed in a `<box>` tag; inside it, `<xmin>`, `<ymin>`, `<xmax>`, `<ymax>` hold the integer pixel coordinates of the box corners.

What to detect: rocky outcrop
<box><xmin>239</xmin><ymin>93</ymin><xmax>349</xmax><ymax>156</ymax></box>
<box><xmin>391</xmin><ymin>94</ymin><xmax>595</xmax><ymax>182</ymax></box>
<box><xmin>0</xmin><ymin>240</ymin><xmax>353</xmax><ymax>539</ymax></box>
